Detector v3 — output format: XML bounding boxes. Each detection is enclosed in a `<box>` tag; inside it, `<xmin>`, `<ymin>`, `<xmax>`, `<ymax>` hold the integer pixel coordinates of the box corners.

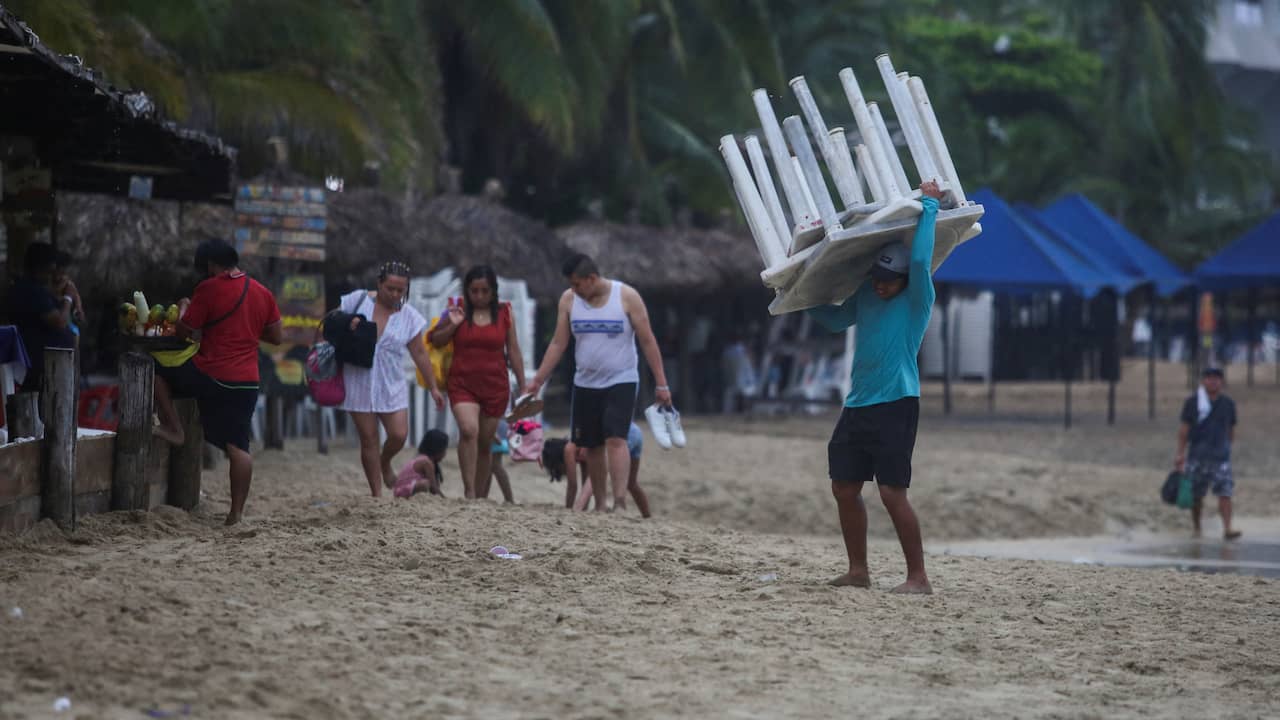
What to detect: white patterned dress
<box><xmin>337</xmin><ymin>290</ymin><xmax>428</xmax><ymax>414</ymax></box>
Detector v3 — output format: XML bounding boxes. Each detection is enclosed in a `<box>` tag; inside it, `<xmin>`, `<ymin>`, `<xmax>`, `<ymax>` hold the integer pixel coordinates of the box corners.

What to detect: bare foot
<box><xmin>890</xmin><ymin>579</ymin><xmax>933</xmax><ymax>595</ymax></box>
<box><xmin>1225</xmin><ymin>529</ymin><xmax>1243</xmax><ymax>541</ymax></box>
<box><xmin>828</xmin><ymin>572</ymin><xmax>871</xmax><ymax>588</ymax></box>
<box><xmin>224</xmin><ymin>512</ymin><xmax>242</xmax><ymax>526</ymax></box>
<box><xmin>153</xmin><ymin>425</ymin><xmax>185</xmax><ymax>446</ymax></box>
<box><xmin>380</xmin><ymin>462</ymin><xmax>395</xmax><ymax>490</ymax></box>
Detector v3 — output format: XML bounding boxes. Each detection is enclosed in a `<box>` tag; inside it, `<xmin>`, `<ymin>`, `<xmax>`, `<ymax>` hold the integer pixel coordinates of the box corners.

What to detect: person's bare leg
<box><xmin>152</xmin><ymin>374</ymin><xmax>184</xmax><ymax>445</ymax></box>
<box><xmin>563</xmin><ymin>443</ymin><xmax>579</xmax><ymax>509</ymax></box>
<box><xmin>378</xmin><ymin>410</ymin><xmax>408</xmax><ymax>490</ymax></box>
<box><xmin>491</xmin><ymin>453</ymin><xmax>514</xmax><ymax>503</ymax></box>
<box><xmin>224</xmin><ymin>445</ymin><xmax>253</xmax><ymax>525</ymax></box>
<box><xmin>605</xmin><ymin>436</ymin><xmax>630</xmax><ymax>510</ymax></box>
<box><xmin>627</xmin><ymin>456</ymin><xmax>651</xmax><ymax>518</ymax></box>
<box><xmin>1219</xmin><ymin>497</ymin><xmax>1241</xmax><ymax>539</ymax></box>
<box><xmin>829</xmin><ymin>481</ymin><xmax>870</xmax><ymax>587</ymax></box>
<box><xmin>878</xmin><ymin>484</ymin><xmax>931</xmax><ymax>594</ymax></box>
<box><xmin>350</xmin><ymin>412</ymin><xmax>383</xmax><ymax>497</ymax></box>
<box><xmin>573</xmin><ymin>469</ymin><xmax>593</xmax><ymax>511</ymax></box>
<box><xmin>475</xmin><ymin>415</ymin><xmax>500</xmax><ymax>500</ymax></box>
<box><xmin>586</xmin><ymin>446</ymin><xmax>609</xmax><ymax>511</ymax></box>
<box><xmin>1191</xmin><ymin>495</ymin><xmax>1203</xmax><ymax>538</ymax></box>
<box><xmin>452</xmin><ymin>403</ymin><xmax>481</xmax><ymax>499</ymax></box>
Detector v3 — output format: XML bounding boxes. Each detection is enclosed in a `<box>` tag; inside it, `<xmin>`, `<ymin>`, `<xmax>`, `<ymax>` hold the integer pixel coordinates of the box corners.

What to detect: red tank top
<box><xmin>450</xmin><ymin>303</ymin><xmax>511</xmax><ymax>380</ymax></box>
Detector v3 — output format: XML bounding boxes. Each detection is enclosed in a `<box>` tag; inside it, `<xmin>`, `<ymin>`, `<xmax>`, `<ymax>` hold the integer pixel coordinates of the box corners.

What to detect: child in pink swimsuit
<box><xmin>395</xmin><ymin>429</ymin><xmax>449</xmax><ymax>498</ymax></box>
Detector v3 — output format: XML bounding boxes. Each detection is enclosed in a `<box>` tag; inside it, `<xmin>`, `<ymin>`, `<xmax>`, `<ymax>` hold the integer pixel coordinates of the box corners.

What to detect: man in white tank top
<box><xmin>527</xmin><ymin>253</ymin><xmax>672</xmax><ymax>512</ymax></box>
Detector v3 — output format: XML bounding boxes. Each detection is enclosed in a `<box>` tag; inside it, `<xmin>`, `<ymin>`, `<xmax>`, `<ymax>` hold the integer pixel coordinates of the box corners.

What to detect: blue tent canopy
<box><xmin>1017</xmin><ymin>205</ymin><xmax>1145</xmax><ymax>296</ymax></box>
<box><xmin>934</xmin><ymin>189</ymin><xmax>1127</xmax><ymax>297</ymax></box>
<box><xmin>1194</xmin><ymin>212</ymin><xmax>1280</xmax><ymax>291</ymax></box>
<box><xmin>1040</xmin><ymin>194</ymin><xmax>1191</xmax><ymax>297</ymax></box>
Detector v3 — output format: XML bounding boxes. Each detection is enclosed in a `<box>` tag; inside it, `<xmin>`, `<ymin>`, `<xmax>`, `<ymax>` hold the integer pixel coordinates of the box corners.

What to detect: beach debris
<box><xmin>758</xmin><ymin>573</ymin><xmax>779</xmax><ymax>582</ymax></box>
<box><xmin>489</xmin><ymin>546</ymin><xmax>523</xmax><ymax>560</ymax></box>
<box><xmin>8</xmin><ymin>606</ymin><xmax>22</xmax><ymax>619</ymax></box>
<box><xmin>689</xmin><ymin>562</ymin><xmax>736</xmax><ymax>575</ymax></box>
<box><xmin>144</xmin><ymin>704</ymin><xmax>192</xmax><ymax>718</ymax></box>
<box><xmin>311</xmin><ymin>501</ymin><xmax>331</xmax><ymax>508</ymax></box>
<box><xmin>53</xmin><ymin>697</ymin><xmax>71</xmax><ymax>712</ymax></box>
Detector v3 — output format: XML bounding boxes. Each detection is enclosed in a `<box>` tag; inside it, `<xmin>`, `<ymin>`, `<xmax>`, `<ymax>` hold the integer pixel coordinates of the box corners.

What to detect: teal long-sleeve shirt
<box><xmin>806</xmin><ymin>196</ymin><xmax>938</xmax><ymax>408</ymax></box>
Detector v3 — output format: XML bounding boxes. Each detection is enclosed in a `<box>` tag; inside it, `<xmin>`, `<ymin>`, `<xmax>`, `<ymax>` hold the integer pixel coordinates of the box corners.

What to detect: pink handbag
<box><xmin>305</xmin><ymin>329</ymin><xmax>345</xmax><ymax>407</ymax></box>
<box><xmin>508</xmin><ymin>419</ymin><xmax>544</xmax><ymax>462</ymax></box>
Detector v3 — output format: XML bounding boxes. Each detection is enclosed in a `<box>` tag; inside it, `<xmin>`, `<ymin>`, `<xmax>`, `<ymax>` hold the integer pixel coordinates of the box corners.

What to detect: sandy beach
<box><xmin>2</xmin><ymin>362</ymin><xmax>1279</xmax><ymax>718</ymax></box>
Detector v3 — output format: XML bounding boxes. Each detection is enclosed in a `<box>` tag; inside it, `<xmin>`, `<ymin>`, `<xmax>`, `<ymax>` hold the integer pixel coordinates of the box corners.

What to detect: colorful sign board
<box><xmin>233</xmin><ymin>184</ymin><xmax>327</xmax><ymax>261</ymax></box>
<box><xmin>262</xmin><ymin>273</ymin><xmax>326</xmax><ymax>389</ymax></box>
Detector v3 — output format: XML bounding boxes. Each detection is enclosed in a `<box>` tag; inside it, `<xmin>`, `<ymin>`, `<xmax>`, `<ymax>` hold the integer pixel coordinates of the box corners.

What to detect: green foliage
<box><xmin>7</xmin><ymin>0</ymin><xmax>445</xmax><ymax>190</ymax></box>
<box><xmin>6</xmin><ymin>0</ymin><xmax>1272</xmax><ymax>263</ymax></box>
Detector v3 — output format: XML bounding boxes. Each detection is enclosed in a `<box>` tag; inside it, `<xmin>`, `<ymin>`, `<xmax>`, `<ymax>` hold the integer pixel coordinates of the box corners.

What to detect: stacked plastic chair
<box><xmin>719</xmin><ymin>54</ymin><xmax>984</xmax><ymax>314</ymax></box>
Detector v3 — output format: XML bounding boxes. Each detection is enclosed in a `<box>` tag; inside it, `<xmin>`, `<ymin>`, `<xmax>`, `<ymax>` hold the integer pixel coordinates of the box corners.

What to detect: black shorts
<box><xmin>155</xmin><ymin>360</ymin><xmax>259</xmax><ymax>453</ymax></box>
<box><xmin>570</xmin><ymin>383</ymin><xmax>637</xmax><ymax>449</ymax></box>
<box><xmin>828</xmin><ymin>397</ymin><xmax>920</xmax><ymax>488</ymax></box>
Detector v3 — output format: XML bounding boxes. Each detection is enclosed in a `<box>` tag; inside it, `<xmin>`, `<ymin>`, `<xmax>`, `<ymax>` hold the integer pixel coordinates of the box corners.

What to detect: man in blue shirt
<box><xmin>1175</xmin><ymin>367</ymin><xmax>1240</xmax><ymax>540</ymax></box>
<box><xmin>807</xmin><ymin>181</ymin><xmax>944</xmax><ymax>594</ymax></box>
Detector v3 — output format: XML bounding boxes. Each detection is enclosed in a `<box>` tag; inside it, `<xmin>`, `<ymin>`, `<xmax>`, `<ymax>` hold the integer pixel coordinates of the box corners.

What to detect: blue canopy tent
<box><xmin>1042</xmin><ymin>193</ymin><xmax>1195</xmax><ymax>415</ymax></box>
<box><xmin>1194</xmin><ymin>212</ymin><xmax>1280</xmax><ymax>386</ymax></box>
<box><xmin>1195</xmin><ymin>212</ymin><xmax>1280</xmax><ymax>290</ymax></box>
<box><xmin>933</xmin><ymin>189</ymin><xmax>1136</xmax><ymax>426</ymax></box>
<box><xmin>1041</xmin><ymin>194</ymin><xmax>1192</xmax><ymax>297</ymax></box>
<box><xmin>1019</xmin><ymin>205</ymin><xmax>1149</xmax><ymax>423</ymax></box>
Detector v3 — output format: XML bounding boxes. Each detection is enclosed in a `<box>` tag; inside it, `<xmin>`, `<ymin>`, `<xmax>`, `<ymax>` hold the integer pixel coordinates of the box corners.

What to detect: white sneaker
<box><xmin>666</xmin><ymin>406</ymin><xmax>686</xmax><ymax>448</ymax></box>
<box><xmin>644</xmin><ymin>404</ymin><xmax>673</xmax><ymax>450</ymax></box>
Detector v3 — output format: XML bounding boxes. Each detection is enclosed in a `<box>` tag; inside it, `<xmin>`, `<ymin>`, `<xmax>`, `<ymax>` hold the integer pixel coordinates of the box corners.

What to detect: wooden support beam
<box><xmin>112</xmin><ymin>351</ymin><xmax>153</xmax><ymax>510</ymax></box>
<box><xmin>40</xmin><ymin>348</ymin><xmax>77</xmax><ymax>529</ymax></box>
<box><xmin>166</xmin><ymin>398</ymin><xmax>202</xmax><ymax>510</ymax></box>
<box><xmin>265</xmin><ymin>394</ymin><xmax>284</xmax><ymax>449</ymax></box>
<box><xmin>7</xmin><ymin>392</ymin><xmax>40</xmax><ymax>438</ymax></box>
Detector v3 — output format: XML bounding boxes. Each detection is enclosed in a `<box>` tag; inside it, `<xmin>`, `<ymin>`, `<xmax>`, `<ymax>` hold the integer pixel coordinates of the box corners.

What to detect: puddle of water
<box><xmin>932</xmin><ymin>517</ymin><xmax>1280</xmax><ymax>579</ymax></box>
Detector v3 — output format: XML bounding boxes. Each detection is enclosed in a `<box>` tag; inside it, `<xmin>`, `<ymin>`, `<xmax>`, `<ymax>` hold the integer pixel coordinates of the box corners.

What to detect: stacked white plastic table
<box><xmin>719</xmin><ymin>54</ymin><xmax>984</xmax><ymax>314</ymax></box>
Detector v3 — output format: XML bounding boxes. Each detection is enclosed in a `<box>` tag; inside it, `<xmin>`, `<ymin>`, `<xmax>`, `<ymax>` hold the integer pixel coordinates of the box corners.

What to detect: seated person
<box><xmin>6</xmin><ymin>243</ymin><xmax>74</xmax><ymax>391</ymax></box>
<box><xmin>396</xmin><ymin>429</ymin><xmax>449</xmax><ymax>498</ymax></box>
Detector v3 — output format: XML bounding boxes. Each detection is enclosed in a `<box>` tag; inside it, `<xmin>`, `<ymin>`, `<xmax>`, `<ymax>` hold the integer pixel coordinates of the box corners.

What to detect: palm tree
<box><xmin>8</xmin><ymin>0</ymin><xmax>446</xmax><ymax>190</ymax></box>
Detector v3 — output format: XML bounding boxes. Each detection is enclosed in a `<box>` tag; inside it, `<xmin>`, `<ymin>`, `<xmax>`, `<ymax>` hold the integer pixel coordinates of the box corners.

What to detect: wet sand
<box><xmin>2</xmin><ymin>361</ymin><xmax>1279</xmax><ymax>718</ymax></box>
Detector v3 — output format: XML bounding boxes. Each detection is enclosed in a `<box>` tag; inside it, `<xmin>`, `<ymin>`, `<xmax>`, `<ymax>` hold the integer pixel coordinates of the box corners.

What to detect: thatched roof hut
<box><xmin>55</xmin><ymin>193</ymin><xmax>231</xmax><ymax>305</ymax></box>
<box><xmin>55</xmin><ymin>187</ymin><xmax>571</xmax><ymax>308</ymax></box>
<box><xmin>556</xmin><ymin>222</ymin><xmax>765</xmax><ymax>296</ymax></box>
<box><xmin>327</xmin><ymin>191</ymin><xmax>568</xmax><ymax>300</ymax></box>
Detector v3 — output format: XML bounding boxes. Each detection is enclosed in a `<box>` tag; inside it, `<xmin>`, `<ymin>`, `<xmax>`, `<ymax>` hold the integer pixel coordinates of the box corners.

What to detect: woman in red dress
<box><xmin>429</xmin><ymin>266</ymin><xmax>525</xmax><ymax>499</ymax></box>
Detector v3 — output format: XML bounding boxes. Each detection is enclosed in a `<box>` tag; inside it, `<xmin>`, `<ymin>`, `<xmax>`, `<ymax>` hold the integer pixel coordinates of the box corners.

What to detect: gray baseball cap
<box><xmin>870</xmin><ymin>241</ymin><xmax>909</xmax><ymax>281</ymax></box>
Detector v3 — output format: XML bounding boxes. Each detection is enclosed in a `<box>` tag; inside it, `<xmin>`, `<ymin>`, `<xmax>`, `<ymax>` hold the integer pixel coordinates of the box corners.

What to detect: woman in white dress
<box><xmin>337</xmin><ymin>261</ymin><xmax>444</xmax><ymax>495</ymax></box>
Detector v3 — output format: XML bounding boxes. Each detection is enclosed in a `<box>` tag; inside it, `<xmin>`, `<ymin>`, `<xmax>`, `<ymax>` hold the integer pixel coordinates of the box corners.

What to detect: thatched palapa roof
<box><xmin>56</xmin><ymin>189</ymin><xmax>572</xmax><ymax>306</ymax></box>
<box><xmin>327</xmin><ymin>191</ymin><xmax>569</xmax><ymax>300</ymax></box>
<box><xmin>557</xmin><ymin>222</ymin><xmax>765</xmax><ymax>296</ymax></box>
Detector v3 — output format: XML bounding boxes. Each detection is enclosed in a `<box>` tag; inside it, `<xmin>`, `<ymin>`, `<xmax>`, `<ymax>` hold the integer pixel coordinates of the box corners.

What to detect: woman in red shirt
<box><xmin>429</xmin><ymin>266</ymin><xmax>524</xmax><ymax>499</ymax></box>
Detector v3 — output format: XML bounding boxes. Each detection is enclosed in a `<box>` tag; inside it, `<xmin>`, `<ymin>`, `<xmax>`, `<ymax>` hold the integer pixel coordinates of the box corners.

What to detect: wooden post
<box><xmin>940</xmin><ymin>286</ymin><xmax>952</xmax><ymax>415</ymax></box>
<box><xmin>41</xmin><ymin>348</ymin><xmax>77</xmax><ymax>529</ymax></box>
<box><xmin>264</xmin><ymin>394</ymin><xmax>283</xmax><ymax>449</ymax></box>
<box><xmin>316</xmin><ymin>404</ymin><xmax>328</xmax><ymax>455</ymax></box>
<box><xmin>167</xmin><ymin>399</ymin><xmax>202</xmax><ymax>510</ymax></box>
<box><xmin>1148</xmin><ymin>290</ymin><xmax>1157</xmax><ymax>421</ymax></box>
<box><xmin>1247</xmin><ymin>288</ymin><xmax>1257</xmax><ymax>387</ymax></box>
<box><xmin>8</xmin><ymin>392</ymin><xmax>40</xmax><ymax>438</ymax></box>
<box><xmin>1062</xmin><ymin>296</ymin><xmax>1073</xmax><ymax>430</ymax></box>
<box><xmin>112</xmin><ymin>352</ymin><xmax>153</xmax><ymax>510</ymax></box>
